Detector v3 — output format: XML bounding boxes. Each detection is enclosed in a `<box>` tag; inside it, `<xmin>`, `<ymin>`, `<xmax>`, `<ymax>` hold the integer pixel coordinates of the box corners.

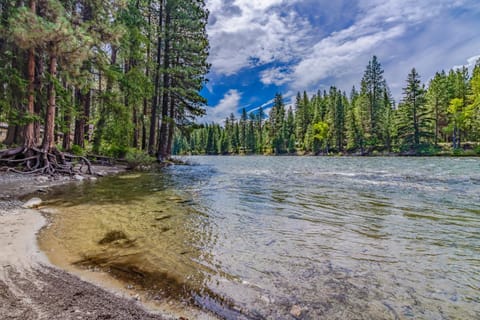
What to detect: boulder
<box><xmin>35</xmin><ymin>176</ymin><xmax>49</xmax><ymax>183</ymax></box>
<box><xmin>22</xmin><ymin>198</ymin><xmax>42</xmax><ymax>209</ymax></box>
<box><xmin>73</xmin><ymin>175</ymin><xmax>85</xmax><ymax>181</ymax></box>
<box><xmin>290</xmin><ymin>305</ymin><xmax>304</xmax><ymax>319</ymax></box>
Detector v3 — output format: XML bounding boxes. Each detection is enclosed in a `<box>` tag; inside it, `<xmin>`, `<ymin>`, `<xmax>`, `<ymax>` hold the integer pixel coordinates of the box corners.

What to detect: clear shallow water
<box><xmin>41</xmin><ymin>157</ymin><xmax>480</xmax><ymax>319</ymax></box>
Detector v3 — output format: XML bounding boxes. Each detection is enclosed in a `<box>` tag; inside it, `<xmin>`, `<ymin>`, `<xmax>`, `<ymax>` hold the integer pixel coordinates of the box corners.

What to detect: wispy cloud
<box><xmin>453</xmin><ymin>55</ymin><xmax>480</xmax><ymax>71</ymax></box>
<box><xmin>248</xmin><ymin>98</ymin><xmax>275</xmax><ymax>114</ymax></box>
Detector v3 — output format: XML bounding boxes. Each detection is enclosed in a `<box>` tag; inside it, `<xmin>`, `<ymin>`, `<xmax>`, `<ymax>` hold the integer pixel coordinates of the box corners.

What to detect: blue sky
<box><xmin>200</xmin><ymin>0</ymin><xmax>480</xmax><ymax>123</ymax></box>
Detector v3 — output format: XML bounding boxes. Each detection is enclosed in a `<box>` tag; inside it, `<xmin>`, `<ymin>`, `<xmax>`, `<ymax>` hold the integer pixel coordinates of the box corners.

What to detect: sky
<box><xmin>200</xmin><ymin>0</ymin><xmax>480</xmax><ymax>124</ymax></box>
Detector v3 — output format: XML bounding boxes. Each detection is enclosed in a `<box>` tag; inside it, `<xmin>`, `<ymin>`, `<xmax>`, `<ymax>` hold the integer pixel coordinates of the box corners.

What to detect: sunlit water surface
<box><xmin>40</xmin><ymin>157</ymin><xmax>480</xmax><ymax>319</ymax></box>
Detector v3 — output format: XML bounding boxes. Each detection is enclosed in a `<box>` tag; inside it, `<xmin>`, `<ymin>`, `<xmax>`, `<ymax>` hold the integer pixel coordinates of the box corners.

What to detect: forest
<box><xmin>0</xmin><ymin>0</ymin><xmax>209</xmax><ymax>173</ymax></box>
<box><xmin>1</xmin><ymin>1</ymin><xmax>479</xmax><ymax>169</ymax></box>
<box><xmin>176</xmin><ymin>56</ymin><xmax>480</xmax><ymax>156</ymax></box>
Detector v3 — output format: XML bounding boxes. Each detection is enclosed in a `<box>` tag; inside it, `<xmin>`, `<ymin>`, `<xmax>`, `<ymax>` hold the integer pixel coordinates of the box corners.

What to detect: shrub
<box><xmin>416</xmin><ymin>143</ymin><xmax>441</xmax><ymax>156</ymax></box>
<box><xmin>100</xmin><ymin>145</ymin><xmax>129</xmax><ymax>159</ymax></box>
<box><xmin>70</xmin><ymin>144</ymin><xmax>86</xmax><ymax>156</ymax></box>
<box><xmin>452</xmin><ymin>148</ymin><xmax>464</xmax><ymax>156</ymax></box>
<box><xmin>475</xmin><ymin>145</ymin><xmax>480</xmax><ymax>155</ymax></box>
<box><xmin>124</xmin><ymin>149</ymin><xmax>155</xmax><ymax>170</ymax></box>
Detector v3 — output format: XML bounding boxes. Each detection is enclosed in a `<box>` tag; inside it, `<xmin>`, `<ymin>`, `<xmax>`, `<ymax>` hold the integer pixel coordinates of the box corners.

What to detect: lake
<box><xmin>40</xmin><ymin>156</ymin><xmax>480</xmax><ymax>319</ymax></box>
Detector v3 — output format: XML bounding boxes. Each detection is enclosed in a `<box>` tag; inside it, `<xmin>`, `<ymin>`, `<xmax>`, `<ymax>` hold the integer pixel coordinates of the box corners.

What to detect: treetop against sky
<box><xmin>201</xmin><ymin>0</ymin><xmax>480</xmax><ymax>123</ymax></box>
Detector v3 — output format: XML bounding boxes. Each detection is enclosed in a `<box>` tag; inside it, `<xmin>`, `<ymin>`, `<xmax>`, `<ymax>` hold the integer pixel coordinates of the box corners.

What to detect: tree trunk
<box><xmin>23</xmin><ymin>0</ymin><xmax>36</xmax><ymax>148</ymax></box>
<box><xmin>149</xmin><ymin>0</ymin><xmax>163</xmax><ymax>155</ymax></box>
<box><xmin>34</xmin><ymin>49</ymin><xmax>44</xmax><ymax>144</ymax></box>
<box><xmin>142</xmin><ymin>0</ymin><xmax>152</xmax><ymax>151</ymax></box>
<box><xmin>74</xmin><ymin>89</ymin><xmax>86</xmax><ymax>147</ymax></box>
<box><xmin>42</xmin><ymin>51</ymin><xmax>57</xmax><ymax>151</ymax></box>
<box><xmin>157</xmin><ymin>5</ymin><xmax>170</xmax><ymax>161</ymax></box>
<box><xmin>133</xmin><ymin>105</ymin><xmax>139</xmax><ymax>148</ymax></box>
<box><xmin>166</xmin><ymin>95</ymin><xmax>175</xmax><ymax>156</ymax></box>
<box><xmin>62</xmin><ymin>85</ymin><xmax>73</xmax><ymax>151</ymax></box>
<box><xmin>84</xmin><ymin>87</ymin><xmax>91</xmax><ymax>142</ymax></box>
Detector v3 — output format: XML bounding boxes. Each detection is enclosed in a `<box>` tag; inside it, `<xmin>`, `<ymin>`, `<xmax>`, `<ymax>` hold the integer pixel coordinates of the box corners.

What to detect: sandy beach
<box><xmin>0</xmin><ymin>169</ymin><xmax>213</xmax><ymax>320</ymax></box>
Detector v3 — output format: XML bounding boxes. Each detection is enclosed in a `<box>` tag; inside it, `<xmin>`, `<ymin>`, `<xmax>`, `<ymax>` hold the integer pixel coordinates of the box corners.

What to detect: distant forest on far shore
<box><xmin>175</xmin><ymin>56</ymin><xmax>480</xmax><ymax>156</ymax></box>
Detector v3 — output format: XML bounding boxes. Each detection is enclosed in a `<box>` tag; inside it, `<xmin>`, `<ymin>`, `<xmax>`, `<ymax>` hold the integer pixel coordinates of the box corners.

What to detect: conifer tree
<box><xmin>397</xmin><ymin>68</ymin><xmax>431</xmax><ymax>150</ymax></box>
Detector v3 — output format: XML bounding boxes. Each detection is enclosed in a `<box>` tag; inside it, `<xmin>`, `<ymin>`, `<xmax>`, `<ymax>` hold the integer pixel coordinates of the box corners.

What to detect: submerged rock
<box><xmin>154</xmin><ymin>215</ymin><xmax>172</xmax><ymax>221</ymax></box>
<box><xmin>22</xmin><ymin>197</ymin><xmax>42</xmax><ymax>209</ymax></box>
<box><xmin>98</xmin><ymin>231</ymin><xmax>128</xmax><ymax>245</ymax></box>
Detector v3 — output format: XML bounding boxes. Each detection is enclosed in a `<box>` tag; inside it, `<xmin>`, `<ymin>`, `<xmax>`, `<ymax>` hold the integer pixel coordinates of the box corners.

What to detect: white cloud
<box><xmin>206</xmin><ymin>0</ymin><xmax>309</xmax><ymax>76</ymax></box>
<box><xmin>260</xmin><ymin>67</ymin><xmax>292</xmax><ymax>86</ymax></box>
<box><xmin>206</xmin><ymin>0</ymin><xmax>480</xmax><ymax>104</ymax></box>
<box><xmin>291</xmin><ymin>25</ymin><xmax>405</xmax><ymax>89</ymax></box>
<box><xmin>249</xmin><ymin>0</ymin><xmax>479</xmax><ymax>101</ymax></box>
<box><xmin>452</xmin><ymin>55</ymin><xmax>480</xmax><ymax>71</ymax></box>
<box><xmin>201</xmin><ymin>89</ymin><xmax>242</xmax><ymax>124</ymax></box>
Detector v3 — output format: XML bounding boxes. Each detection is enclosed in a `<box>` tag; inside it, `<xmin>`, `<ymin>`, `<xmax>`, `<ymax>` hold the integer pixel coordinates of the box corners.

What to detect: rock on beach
<box><xmin>22</xmin><ymin>198</ymin><xmax>43</xmax><ymax>209</ymax></box>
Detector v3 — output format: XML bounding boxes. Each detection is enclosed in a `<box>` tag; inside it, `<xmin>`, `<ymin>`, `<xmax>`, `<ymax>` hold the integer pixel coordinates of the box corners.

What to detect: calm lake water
<box><xmin>41</xmin><ymin>156</ymin><xmax>480</xmax><ymax>319</ymax></box>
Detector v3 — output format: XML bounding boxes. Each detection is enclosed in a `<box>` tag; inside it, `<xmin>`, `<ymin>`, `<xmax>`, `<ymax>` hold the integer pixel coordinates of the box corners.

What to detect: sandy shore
<box><xmin>0</xmin><ymin>169</ymin><xmax>214</xmax><ymax>320</ymax></box>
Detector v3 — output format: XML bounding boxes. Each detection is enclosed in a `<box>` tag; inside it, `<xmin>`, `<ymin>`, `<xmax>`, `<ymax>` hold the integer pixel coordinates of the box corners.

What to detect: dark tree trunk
<box><xmin>166</xmin><ymin>95</ymin><xmax>175</xmax><ymax>156</ymax></box>
<box><xmin>142</xmin><ymin>0</ymin><xmax>152</xmax><ymax>151</ymax></box>
<box><xmin>84</xmin><ymin>87</ymin><xmax>91</xmax><ymax>142</ymax></box>
<box><xmin>34</xmin><ymin>49</ymin><xmax>44</xmax><ymax>144</ymax></box>
<box><xmin>157</xmin><ymin>5</ymin><xmax>170</xmax><ymax>161</ymax></box>
<box><xmin>149</xmin><ymin>0</ymin><xmax>164</xmax><ymax>155</ymax></box>
<box><xmin>4</xmin><ymin>125</ymin><xmax>22</xmax><ymax>146</ymax></box>
<box><xmin>133</xmin><ymin>105</ymin><xmax>139</xmax><ymax>148</ymax></box>
<box><xmin>23</xmin><ymin>0</ymin><xmax>36</xmax><ymax>148</ymax></box>
<box><xmin>74</xmin><ymin>89</ymin><xmax>86</xmax><ymax>147</ymax></box>
<box><xmin>42</xmin><ymin>51</ymin><xmax>57</xmax><ymax>151</ymax></box>
<box><xmin>62</xmin><ymin>84</ymin><xmax>73</xmax><ymax>151</ymax></box>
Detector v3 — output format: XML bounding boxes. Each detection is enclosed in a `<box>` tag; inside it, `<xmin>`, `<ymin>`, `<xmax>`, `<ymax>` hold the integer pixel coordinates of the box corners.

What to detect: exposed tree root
<box><xmin>0</xmin><ymin>147</ymin><xmax>92</xmax><ymax>176</ymax></box>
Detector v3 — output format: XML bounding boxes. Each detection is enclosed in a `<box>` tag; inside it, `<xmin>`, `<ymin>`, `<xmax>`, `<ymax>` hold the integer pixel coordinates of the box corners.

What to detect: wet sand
<box><xmin>0</xmin><ymin>169</ymin><xmax>215</xmax><ymax>320</ymax></box>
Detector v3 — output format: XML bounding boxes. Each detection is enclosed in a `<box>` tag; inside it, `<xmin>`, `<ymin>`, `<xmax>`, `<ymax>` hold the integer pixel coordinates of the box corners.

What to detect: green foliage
<box><xmin>70</xmin><ymin>144</ymin><xmax>86</xmax><ymax>156</ymax></box>
<box><xmin>415</xmin><ymin>143</ymin><xmax>441</xmax><ymax>156</ymax></box>
<box><xmin>397</xmin><ymin>68</ymin><xmax>432</xmax><ymax>151</ymax></box>
<box><xmin>474</xmin><ymin>145</ymin><xmax>480</xmax><ymax>155</ymax></box>
<box><xmin>0</xmin><ymin>0</ymin><xmax>209</xmax><ymax>161</ymax></box>
<box><xmin>124</xmin><ymin>148</ymin><xmax>155</xmax><ymax>170</ymax></box>
<box><xmin>101</xmin><ymin>144</ymin><xmax>129</xmax><ymax>159</ymax></box>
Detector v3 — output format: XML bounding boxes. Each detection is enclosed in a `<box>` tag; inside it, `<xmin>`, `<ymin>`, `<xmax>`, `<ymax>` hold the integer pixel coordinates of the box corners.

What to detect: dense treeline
<box><xmin>0</xmin><ymin>0</ymin><xmax>209</xmax><ymax>173</ymax></box>
<box><xmin>176</xmin><ymin>56</ymin><xmax>480</xmax><ymax>156</ymax></box>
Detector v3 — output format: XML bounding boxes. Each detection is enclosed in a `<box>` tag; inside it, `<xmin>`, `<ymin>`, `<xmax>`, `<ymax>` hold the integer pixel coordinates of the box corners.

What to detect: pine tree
<box><xmin>359</xmin><ymin>56</ymin><xmax>388</xmax><ymax>148</ymax></box>
<box><xmin>269</xmin><ymin>93</ymin><xmax>286</xmax><ymax>154</ymax></box>
<box><xmin>427</xmin><ymin>71</ymin><xmax>449</xmax><ymax>145</ymax></box>
<box><xmin>397</xmin><ymin>68</ymin><xmax>431</xmax><ymax>151</ymax></box>
<box><xmin>240</xmin><ymin>107</ymin><xmax>247</xmax><ymax>152</ymax></box>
